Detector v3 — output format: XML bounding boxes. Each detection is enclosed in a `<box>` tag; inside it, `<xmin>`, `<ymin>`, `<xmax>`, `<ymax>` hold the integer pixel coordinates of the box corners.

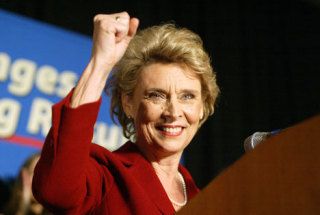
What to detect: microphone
<box><xmin>244</xmin><ymin>130</ymin><xmax>280</xmax><ymax>152</ymax></box>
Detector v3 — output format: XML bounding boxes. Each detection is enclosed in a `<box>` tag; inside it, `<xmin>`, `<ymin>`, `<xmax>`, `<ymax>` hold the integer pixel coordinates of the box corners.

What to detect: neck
<box><xmin>136</xmin><ymin>142</ymin><xmax>183</xmax><ymax>176</ymax></box>
<box><xmin>152</xmin><ymin>161</ymin><xmax>187</xmax><ymax>211</ymax></box>
<box><xmin>135</xmin><ymin>141</ymin><xmax>187</xmax><ymax>210</ymax></box>
<box><xmin>151</xmin><ymin>160</ymin><xmax>180</xmax><ymax>180</ymax></box>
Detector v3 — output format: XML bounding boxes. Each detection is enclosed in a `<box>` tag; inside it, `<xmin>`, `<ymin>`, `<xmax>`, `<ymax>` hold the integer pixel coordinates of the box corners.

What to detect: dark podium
<box><xmin>178</xmin><ymin>115</ymin><xmax>320</xmax><ymax>215</ymax></box>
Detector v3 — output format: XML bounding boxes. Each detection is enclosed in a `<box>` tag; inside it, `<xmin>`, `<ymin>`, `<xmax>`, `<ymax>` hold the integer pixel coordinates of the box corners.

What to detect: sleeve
<box><xmin>32</xmin><ymin>89</ymin><xmax>113</xmax><ymax>214</ymax></box>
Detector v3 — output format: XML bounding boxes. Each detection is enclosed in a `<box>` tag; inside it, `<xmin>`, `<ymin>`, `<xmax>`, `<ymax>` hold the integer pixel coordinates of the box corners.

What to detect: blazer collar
<box><xmin>114</xmin><ymin>142</ymin><xmax>199</xmax><ymax>214</ymax></box>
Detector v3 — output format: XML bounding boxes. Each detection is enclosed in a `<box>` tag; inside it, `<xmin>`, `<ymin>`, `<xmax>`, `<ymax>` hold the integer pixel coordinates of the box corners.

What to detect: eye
<box><xmin>149</xmin><ymin>92</ymin><xmax>162</xmax><ymax>98</ymax></box>
<box><xmin>145</xmin><ymin>91</ymin><xmax>166</xmax><ymax>101</ymax></box>
<box><xmin>181</xmin><ymin>93</ymin><xmax>195</xmax><ymax>100</ymax></box>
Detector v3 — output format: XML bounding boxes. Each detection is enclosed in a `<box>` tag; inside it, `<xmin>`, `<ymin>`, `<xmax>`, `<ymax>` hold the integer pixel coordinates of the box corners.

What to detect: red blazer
<box><xmin>32</xmin><ymin>92</ymin><xmax>199</xmax><ymax>215</ymax></box>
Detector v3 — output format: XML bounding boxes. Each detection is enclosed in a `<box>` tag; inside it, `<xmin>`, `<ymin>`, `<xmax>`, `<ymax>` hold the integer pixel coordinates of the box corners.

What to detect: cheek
<box><xmin>135</xmin><ymin>102</ymin><xmax>162</xmax><ymax>124</ymax></box>
<box><xmin>183</xmin><ymin>104</ymin><xmax>203</xmax><ymax>123</ymax></box>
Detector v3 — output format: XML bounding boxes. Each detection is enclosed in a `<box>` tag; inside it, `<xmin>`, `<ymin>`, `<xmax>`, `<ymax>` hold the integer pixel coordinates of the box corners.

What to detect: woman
<box><xmin>4</xmin><ymin>153</ymin><xmax>50</xmax><ymax>215</ymax></box>
<box><xmin>32</xmin><ymin>11</ymin><xmax>219</xmax><ymax>214</ymax></box>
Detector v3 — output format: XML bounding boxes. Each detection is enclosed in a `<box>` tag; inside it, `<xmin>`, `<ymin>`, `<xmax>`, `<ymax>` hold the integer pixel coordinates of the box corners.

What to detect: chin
<box><xmin>153</xmin><ymin>139</ymin><xmax>187</xmax><ymax>154</ymax></box>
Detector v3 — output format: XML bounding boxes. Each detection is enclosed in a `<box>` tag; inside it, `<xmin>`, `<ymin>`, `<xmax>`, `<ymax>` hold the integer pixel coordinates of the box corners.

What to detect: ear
<box><xmin>121</xmin><ymin>93</ymin><xmax>134</xmax><ymax>118</ymax></box>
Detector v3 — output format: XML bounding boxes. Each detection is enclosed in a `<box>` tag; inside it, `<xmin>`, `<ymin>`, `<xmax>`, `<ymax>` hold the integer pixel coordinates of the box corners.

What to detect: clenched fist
<box><xmin>91</xmin><ymin>12</ymin><xmax>139</xmax><ymax>68</ymax></box>
<box><xmin>71</xmin><ymin>12</ymin><xmax>139</xmax><ymax>108</ymax></box>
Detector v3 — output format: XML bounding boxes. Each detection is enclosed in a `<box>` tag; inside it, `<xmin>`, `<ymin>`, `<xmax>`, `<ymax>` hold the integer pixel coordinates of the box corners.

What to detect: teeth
<box><xmin>162</xmin><ymin>127</ymin><xmax>182</xmax><ymax>133</ymax></box>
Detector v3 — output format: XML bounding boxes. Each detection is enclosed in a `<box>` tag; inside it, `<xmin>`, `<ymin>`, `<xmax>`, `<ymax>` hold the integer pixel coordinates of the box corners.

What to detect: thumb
<box><xmin>128</xmin><ymin>17</ymin><xmax>139</xmax><ymax>38</ymax></box>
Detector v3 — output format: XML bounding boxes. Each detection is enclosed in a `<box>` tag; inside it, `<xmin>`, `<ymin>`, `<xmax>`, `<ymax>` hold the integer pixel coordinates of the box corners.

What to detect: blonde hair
<box><xmin>107</xmin><ymin>24</ymin><xmax>219</xmax><ymax>138</ymax></box>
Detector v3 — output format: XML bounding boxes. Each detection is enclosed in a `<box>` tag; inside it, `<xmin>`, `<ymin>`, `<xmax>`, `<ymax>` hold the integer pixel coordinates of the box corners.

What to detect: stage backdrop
<box><xmin>0</xmin><ymin>9</ymin><xmax>126</xmax><ymax>178</ymax></box>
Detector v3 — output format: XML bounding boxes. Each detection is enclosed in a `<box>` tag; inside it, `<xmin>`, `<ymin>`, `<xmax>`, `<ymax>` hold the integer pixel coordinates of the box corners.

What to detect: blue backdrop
<box><xmin>0</xmin><ymin>9</ymin><xmax>125</xmax><ymax>178</ymax></box>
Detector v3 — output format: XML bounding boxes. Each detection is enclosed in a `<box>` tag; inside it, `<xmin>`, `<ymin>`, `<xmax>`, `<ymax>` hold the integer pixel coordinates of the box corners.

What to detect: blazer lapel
<box><xmin>115</xmin><ymin>142</ymin><xmax>175</xmax><ymax>214</ymax></box>
<box><xmin>130</xmin><ymin>157</ymin><xmax>176</xmax><ymax>214</ymax></box>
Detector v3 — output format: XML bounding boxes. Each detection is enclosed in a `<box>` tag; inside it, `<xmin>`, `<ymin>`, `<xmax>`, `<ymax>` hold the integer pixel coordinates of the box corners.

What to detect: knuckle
<box><xmin>93</xmin><ymin>14</ymin><xmax>102</xmax><ymax>23</ymax></box>
<box><xmin>93</xmin><ymin>14</ymin><xmax>101</xmax><ymax>22</ymax></box>
<box><xmin>121</xmin><ymin>11</ymin><xmax>130</xmax><ymax>19</ymax></box>
<box><xmin>93</xmin><ymin>15</ymin><xmax>109</xmax><ymax>29</ymax></box>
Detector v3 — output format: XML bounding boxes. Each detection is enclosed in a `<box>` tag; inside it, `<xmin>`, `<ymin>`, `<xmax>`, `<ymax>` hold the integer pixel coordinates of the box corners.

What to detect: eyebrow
<box><xmin>145</xmin><ymin>88</ymin><xmax>201</xmax><ymax>95</ymax></box>
<box><xmin>146</xmin><ymin>88</ymin><xmax>166</xmax><ymax>93</ymax></box>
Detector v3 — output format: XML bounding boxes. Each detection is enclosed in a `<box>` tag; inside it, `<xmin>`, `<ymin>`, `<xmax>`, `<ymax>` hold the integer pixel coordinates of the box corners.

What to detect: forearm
<box><xmin>71</xmin><ymin>57</ymin><xmax>113</xmax><ymax>108</ymax></box>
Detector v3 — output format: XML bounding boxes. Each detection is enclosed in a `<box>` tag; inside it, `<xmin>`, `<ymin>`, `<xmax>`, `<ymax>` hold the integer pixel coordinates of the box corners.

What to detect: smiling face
<box><xmin>122</xmin><ymin>63</ymin><xmax>204</xmax><ymax>158</ymax></box>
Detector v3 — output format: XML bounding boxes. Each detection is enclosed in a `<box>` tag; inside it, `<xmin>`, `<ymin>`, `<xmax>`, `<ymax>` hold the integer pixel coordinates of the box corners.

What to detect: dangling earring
<box><xmin>200</xmin><ymin>109</ymin><xmax>204</xmax><ymax>121</ymax></box>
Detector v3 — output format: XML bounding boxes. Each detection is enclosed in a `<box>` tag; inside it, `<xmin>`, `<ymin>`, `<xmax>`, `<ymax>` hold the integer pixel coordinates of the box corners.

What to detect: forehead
<box><xmin>138</xmin><ymin>63</ymin><xmax>201</xmax><ymax>89</ymax></box>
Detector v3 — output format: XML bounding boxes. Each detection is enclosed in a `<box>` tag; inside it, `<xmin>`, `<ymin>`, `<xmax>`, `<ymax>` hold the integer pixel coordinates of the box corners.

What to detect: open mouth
<box><xmin>156</xmin><ymin>126</ymin><xmax>184</xmax><ymax>136</ymax></box>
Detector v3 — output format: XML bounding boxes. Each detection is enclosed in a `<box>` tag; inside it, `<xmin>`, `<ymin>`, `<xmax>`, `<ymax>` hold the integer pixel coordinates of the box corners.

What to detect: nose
<box><xmin>162</xmin><ymin>97</ymin><xmax>182</xmax><ymax>121</ymax></box>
